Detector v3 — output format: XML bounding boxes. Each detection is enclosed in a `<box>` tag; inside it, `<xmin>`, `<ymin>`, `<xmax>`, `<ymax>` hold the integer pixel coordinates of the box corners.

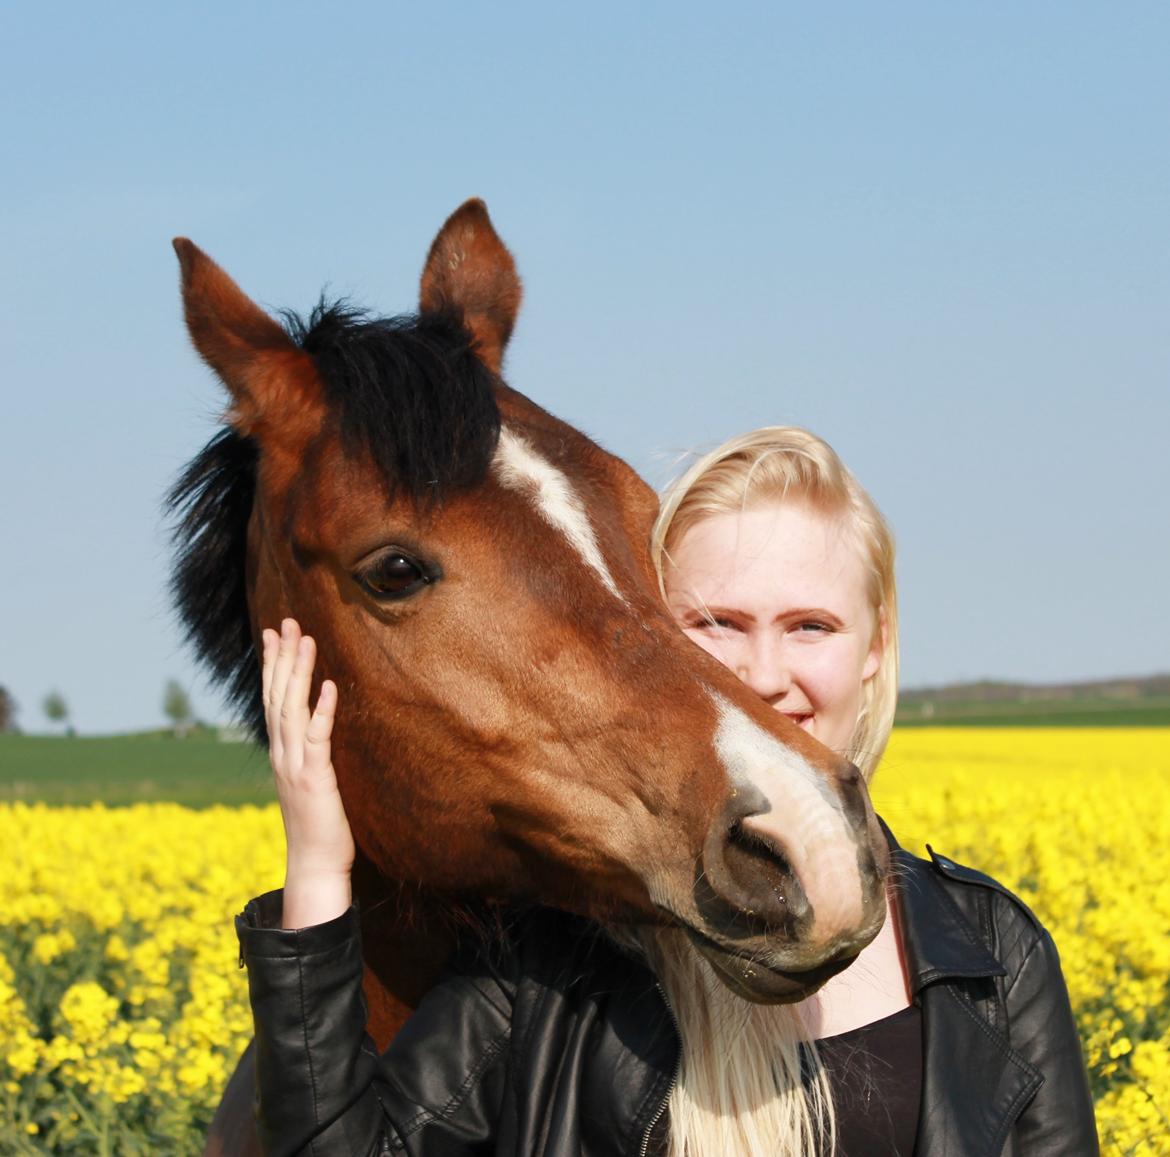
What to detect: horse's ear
<box><xmin>419</xmin><ymin>199</ymin><xmax>522</xmax><ymax>375</ymax></box>
<box><xmin>173</xmin><ymin>238</ymin><xmax>318</xmax><ymax>437</ymax></box>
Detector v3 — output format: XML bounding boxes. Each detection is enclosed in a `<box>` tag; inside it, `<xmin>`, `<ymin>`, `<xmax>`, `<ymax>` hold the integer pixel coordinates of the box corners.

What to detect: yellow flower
<box><xmin>31</xmin><ymin>928</ymin><xmax>76</xmax><ymax>964</ymax></box>
<box><xmin>873</xmin><ymin>728</ymin><xmax>1170</xmax><ymax>1154</ymax></box>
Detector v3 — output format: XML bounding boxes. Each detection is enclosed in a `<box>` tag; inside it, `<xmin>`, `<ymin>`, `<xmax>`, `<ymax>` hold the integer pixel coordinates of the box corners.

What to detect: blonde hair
<box><xmin>634</xmin><ymin>928</ymin><xmax>836</xmax><ymax>1157</ymax></box>
<box><xmin>630</xmin><ymin>426</ymin><xmax>899</xmax><ymax>1157</ymax></box>
<box><xmin>652</xmin><ymin>425</ymin><xmax>899</xmax><ymax>780</ymax></box>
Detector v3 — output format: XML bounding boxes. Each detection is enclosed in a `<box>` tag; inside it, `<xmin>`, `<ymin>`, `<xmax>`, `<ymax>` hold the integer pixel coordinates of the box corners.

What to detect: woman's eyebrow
<box><xmin>775</xmin><ymin>607</ymin><xmax>844</xmax><ymax>626</ymax></box>
<box><xmin>683</xmin><ymin>602</ymin><xmax>757</xmax><ymax>623</ymax></box>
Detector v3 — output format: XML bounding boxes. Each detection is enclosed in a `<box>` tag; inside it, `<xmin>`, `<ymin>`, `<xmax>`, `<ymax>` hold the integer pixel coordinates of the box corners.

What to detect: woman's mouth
<box><xmin>782</xmin><ymin>712</ymin><xmax>813</xmax><ymax>732</ymax></box>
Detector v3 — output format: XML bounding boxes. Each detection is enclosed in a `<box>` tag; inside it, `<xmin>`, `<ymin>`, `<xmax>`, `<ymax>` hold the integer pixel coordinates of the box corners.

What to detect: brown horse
<box><xmin>169</xmin><ymin>200</ymin><xmax>889</xmax><ymax>1155</ymax></box>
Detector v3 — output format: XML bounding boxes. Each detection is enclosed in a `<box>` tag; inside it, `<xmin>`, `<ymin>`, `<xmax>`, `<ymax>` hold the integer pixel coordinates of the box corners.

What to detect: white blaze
<box><xmin>711</xmin><ymin>693</ymin><xmax>864</xmax><ymax>945</ymax></box>
<box><xmin>493</xmin><ymin>427</ymin><xmax>624</xmax><ymax>600</ymax></box>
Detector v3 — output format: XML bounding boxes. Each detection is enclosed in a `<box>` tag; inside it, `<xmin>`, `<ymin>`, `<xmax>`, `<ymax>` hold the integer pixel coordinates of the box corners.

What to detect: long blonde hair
<box><xmin>633</xmin><ymin>426</ymin><xmax>899</xmax><ymax>1157</ymax></box>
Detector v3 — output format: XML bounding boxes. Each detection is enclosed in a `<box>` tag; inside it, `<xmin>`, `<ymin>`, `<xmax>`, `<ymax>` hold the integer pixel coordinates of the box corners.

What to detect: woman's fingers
<box><xmin>303</xmin><ymin>679</ymin><xmax>337</xmax><ymax>773</ymax></box>
<box><xmin>267</xmin><ymin>619</ymin><xmax>303</xmax><ymax>764</ymax></box>
<box><xmin>278</xmin><ymin>633</ymin><xmax>316</xmax><ymax>766</ymax></box>
<box><xmin>260</xmin><ymin>622</ymin><xmax>333</xmax><ymax>789</ymax></box>
<box><xmin>260</xmin><ymin>628</ymin><xmax>281</xmax><ymax>762</ymax></box>
<box><xmin>269</xmin><ymin>619</ymin><xmax>300</xmax><ymax>721</ymax></box>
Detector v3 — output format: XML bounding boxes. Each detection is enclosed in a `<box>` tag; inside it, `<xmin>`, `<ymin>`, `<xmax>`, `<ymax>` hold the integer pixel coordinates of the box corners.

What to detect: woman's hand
<box><xmin>262</xmin><ymin>618</ymin><xmax>356</xmax><ymax>930</ymax></box>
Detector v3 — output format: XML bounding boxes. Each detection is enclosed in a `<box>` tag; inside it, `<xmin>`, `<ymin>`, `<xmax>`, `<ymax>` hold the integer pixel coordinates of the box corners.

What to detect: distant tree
<box><xmin>43</xmin><ymin>690</ymin><xmax>72</xmax><ymax>735</ymax></box>
<box><xmin>163</xmin><ymin>679</ymin><xmax>194</xmax><ymax>738</ymax></box>
<box><xmin>0</xmin><ymin>686</ymin><xmax>16</xmax><ymax>733</ymax></box>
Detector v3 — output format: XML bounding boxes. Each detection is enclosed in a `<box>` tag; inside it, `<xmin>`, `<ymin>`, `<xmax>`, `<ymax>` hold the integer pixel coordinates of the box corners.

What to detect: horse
<box><xmin>168</xmin><ymin>199</ymin><xmax>889</xmax><ymax>1155</ymax></box>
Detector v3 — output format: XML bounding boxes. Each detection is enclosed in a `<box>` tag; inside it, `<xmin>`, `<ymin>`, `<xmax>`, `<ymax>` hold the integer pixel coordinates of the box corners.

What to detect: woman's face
<box><xmin>666</xmin><ymin>501</ymin><xmax>883</xmax><ymax>758</ymax></box>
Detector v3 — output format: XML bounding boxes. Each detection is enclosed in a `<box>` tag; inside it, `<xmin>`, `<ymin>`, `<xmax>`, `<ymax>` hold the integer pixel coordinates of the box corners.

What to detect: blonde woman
<box><xmin>238</xmin><ymin>427</ymin><xmax>1097</xmax><ymax>1155</ymax></box>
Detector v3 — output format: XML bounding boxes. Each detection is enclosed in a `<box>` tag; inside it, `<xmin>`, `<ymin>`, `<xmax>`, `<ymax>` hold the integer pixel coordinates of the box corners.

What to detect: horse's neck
<box><xmin>352</xmin><ymin>858</ymin><xmax>458</xmax><ymax>1050</ymax></box>
<box><xmin>359</xmin><ymin>914</ymin><xmax>455</xmax><ymax>1049</ymax></box>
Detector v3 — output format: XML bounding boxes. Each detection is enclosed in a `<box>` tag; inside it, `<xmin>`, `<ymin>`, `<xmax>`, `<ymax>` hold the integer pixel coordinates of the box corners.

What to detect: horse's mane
<box><xmin>165</xmin><ymin>302</ymin><xmax>502</xmax><ymax>740</ymax></box>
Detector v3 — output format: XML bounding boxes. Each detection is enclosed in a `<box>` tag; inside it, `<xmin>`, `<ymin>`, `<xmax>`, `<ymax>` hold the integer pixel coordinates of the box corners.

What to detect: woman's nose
<box><xmin>735</xmin><ymin>636</ymin><xmax>792</xmax><ymax>701</ymax></box>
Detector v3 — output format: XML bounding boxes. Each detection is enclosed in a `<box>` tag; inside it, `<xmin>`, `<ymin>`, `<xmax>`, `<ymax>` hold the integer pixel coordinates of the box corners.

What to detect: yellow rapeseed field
<box><xmin>1</xmin><ymin>728</ymin><xmax>1168</xmax><ymax>1154</ymax></box>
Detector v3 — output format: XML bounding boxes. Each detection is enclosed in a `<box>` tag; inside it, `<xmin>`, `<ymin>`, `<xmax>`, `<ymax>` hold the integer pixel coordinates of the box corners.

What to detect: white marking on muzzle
<box><xmin>493</xmin><ymin>427</ymin><xmax>624</xmax><ymax>600</ymax></box>
<box><xmin>711</xmin><ymin>693</ymin><xmax>865</xmax><ymax>946</ymax></box>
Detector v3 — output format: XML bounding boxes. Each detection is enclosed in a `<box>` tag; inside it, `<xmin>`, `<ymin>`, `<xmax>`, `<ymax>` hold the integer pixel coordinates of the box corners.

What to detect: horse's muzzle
<box><xmin>683</xmin><ymin>766</ymin><xmax>887</xmax><ymax>996</ymax></box>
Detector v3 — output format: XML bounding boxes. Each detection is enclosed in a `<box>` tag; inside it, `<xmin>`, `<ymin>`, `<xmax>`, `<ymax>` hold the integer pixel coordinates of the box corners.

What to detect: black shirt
<box><xmin>817</xmin><ymin>1004</ymin><xmax>923</xmax><ymax>1156</ymax></box>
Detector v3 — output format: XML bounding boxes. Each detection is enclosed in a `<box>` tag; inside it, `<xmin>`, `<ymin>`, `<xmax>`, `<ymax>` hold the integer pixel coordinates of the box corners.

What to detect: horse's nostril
<box><xmin>721</xmin><ymin>819</ymin><xmax>810</xmax><ymax>924</ymax></box>
<box><xmin>727</xmin><ymin>821</ymin><xmax>791</xmax><ymax>881</ymax></box>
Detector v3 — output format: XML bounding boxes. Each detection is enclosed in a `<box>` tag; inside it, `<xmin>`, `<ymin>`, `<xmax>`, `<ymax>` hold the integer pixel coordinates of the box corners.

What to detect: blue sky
<box><xmin>1</xmin><ymin>2</ymin><xmax>1167</xmax><ymax>733</ymax></box>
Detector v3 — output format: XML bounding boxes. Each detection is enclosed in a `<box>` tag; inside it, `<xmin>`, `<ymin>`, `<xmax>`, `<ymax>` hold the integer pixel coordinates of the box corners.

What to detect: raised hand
<box><xmin>261</xmin><ymin>618</ymin><xmax>356</xmax><ymax>929</ymax></box>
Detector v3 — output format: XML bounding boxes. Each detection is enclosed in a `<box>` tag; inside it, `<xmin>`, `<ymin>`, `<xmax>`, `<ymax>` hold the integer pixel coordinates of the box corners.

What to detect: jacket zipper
<box><xmin>638</xmin><ymin>983</ymin><xmax>681</xmax><ymax>1157</ymax></box>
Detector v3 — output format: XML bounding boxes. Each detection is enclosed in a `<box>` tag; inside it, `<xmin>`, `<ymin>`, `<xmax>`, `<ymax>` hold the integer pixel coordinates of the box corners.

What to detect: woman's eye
<box><xmin>357</xmin><ymin>551</ymin><xmax>432</xmax><ymax>600</ymax></box>
<box><xmin>797</xmin><ymin>621</ymin><xmax>832</xmax><ymax>634</ymax></box>
<box><xmin>696</xmin><ymin>615</ymin><xmax>736</xmax><ymax>631</ymax></box>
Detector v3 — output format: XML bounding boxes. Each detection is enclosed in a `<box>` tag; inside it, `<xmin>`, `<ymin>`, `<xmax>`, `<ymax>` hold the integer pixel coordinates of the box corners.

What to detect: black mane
<box><xmin>166</xmin><ymin>303</ymin><xmax>502</xmax><ymax>740</ymax></box>
<box><xmin>286</xmin><ymin>303</ymin><xmax>502</xmax><ymax>506</ymax></box>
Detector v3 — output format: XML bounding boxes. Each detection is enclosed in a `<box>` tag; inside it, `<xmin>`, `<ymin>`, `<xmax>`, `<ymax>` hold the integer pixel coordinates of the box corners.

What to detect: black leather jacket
<box><xmin>237</xmin><ymin>832</ymin><xmax>1099</xmax><ymax>1157</ymax></box>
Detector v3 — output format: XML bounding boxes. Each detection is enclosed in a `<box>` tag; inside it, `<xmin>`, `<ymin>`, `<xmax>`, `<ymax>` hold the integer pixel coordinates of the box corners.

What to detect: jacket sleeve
<box><xmin>236</xmin><ymin>890</ymin><xmax>514</xmax><ymax>1157</ymax></box>
<box><xmin>236</xmin><ymin>890</ymin><xmax>390</xmax><ymax>1157</ymax></box>
<box><xmin>1004</xmin><ymin>918</ymin><xmax>1100</xmax><ymax>1156</ymax></box>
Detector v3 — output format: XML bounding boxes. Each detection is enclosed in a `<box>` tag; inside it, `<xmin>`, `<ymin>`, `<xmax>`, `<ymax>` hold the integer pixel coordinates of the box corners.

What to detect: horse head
<box><xmin>171</xmin><ymin>200</ymin><xmax>888</xmax><ymax>1026</ymax></box>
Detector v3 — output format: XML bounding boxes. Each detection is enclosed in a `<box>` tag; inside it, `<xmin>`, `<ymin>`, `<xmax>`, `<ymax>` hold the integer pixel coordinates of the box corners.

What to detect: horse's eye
<box><xmin>357</xmin><ymin>551</ymin><xmax>433</xmax><ymax>600</ymax></box>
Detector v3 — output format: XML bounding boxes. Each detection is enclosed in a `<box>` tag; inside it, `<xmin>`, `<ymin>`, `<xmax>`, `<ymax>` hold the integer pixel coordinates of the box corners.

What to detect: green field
<box><xmin>894</xmin><ymin>695</ymin><xmax>1170</xmax><ymax>727</ymax></box>
<box><xmin>3</xmin><ymin>695</ymin><xmax>1167</xmax><ymax>807</ymax></box>
<box><xmin>2</xmin><ymin>697</ymin><xmax>1170</xmax><ymax>804</ymax></box>
<box><xmin>0</xmin><ymin>731</ymin><xmax>273</xmax><ymax>806</ymax></box>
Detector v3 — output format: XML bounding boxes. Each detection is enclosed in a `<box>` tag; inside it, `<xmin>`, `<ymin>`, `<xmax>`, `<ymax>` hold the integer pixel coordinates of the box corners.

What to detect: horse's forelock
<box><xmin>285</xmin><ymin>301</ymin><xmax>502</xmax><ymax>507</ymax></box>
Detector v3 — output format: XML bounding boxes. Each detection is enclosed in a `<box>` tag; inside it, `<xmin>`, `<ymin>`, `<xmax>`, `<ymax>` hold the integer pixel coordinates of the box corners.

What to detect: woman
<box><xmin>238</xmin><ymin>426</ymin><xmax>1098</xmax><ymax>1156</ymax></box>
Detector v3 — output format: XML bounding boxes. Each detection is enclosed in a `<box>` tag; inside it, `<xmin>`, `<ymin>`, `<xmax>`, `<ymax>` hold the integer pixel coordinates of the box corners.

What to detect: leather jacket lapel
<box><xmin>892</xmin><ymin>844</ymin><xmax>1004</xmax><ymax>988</ymax></box>
<box><xmin>917</xmin><ymin>983</ymin><xmax>1042</xmax><ymax>1157</ymax></box>
<box><xmin>885</xmin><ymin>831</ymin><xmax>1043</xmax><ymax>1156</ymax></box>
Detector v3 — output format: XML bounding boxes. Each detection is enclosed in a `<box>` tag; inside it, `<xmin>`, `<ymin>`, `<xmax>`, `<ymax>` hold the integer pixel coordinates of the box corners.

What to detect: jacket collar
<box><xmin>879</xmin><ymin>818</ymin><xmax>1006</xmax><ymax>994</ymax></box>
